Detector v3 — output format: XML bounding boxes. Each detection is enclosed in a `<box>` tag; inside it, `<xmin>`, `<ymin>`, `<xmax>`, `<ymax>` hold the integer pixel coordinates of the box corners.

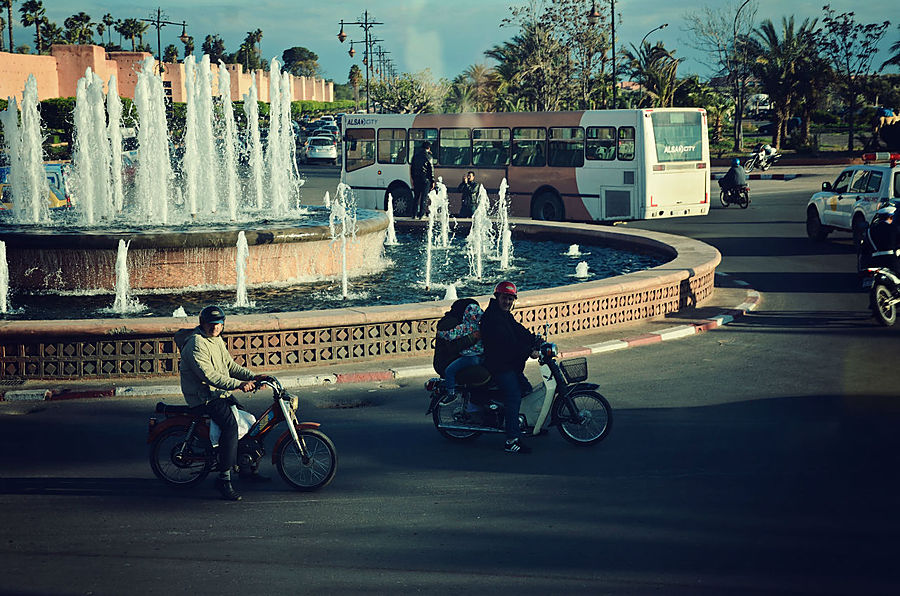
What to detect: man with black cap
<box><xmin>177</xmin><ymin>305</ymin><xmax>264</xmax><ymax>501</ymax></box>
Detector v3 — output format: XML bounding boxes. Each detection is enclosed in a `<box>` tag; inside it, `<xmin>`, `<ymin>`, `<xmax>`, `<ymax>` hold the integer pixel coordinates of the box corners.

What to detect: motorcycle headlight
<box><xmin>543</xmin><ymin>342</ymin><xmax>559</xmax><ymax>358</ymax></box>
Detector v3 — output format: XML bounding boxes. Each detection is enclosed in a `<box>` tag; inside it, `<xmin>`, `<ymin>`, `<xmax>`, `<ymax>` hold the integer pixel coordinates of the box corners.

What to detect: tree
<box><xmin>623</xmin><ymin>41</ymin><xmax>684</xmax><ymax>108</ymax></box>
<box><xmin>348</xmin><ymin>63</ymin><xmax>362</xmax><ymax>111</ymax></box>
<box><xmin>182</xmin><ymin>35</ymin><xmax>194</xmax><ymax>59</ymax></box>
<box><xmin>282</xmin><ymin>46</ymin><xmax>319</xmax><ymax>77</ymax></box>
<box><xmin>815</xmin><ymin>5</ymin><xmax>890</xmax><ymax>151</ymax></box>
<box><xmin>40</xmin><ymin>17</ymin><xmax>63</xmax><ymax>48</ymax></box>
<box><xmin>19</xmin><ymin>0</ymin><xmax>45</xmax><ymax>53</ymax></box>
<box><xmin>883</xmin><ymin>25</ymin><xmax>900</xmax><ymax>70</ymax></box>
<box><xmin>369</xmin><ymin>70</ymin><xmax>445</xmax><ymax>114</ymax></box>
<box><xmin>163</xmin><ymin>43</ymin><xmax>178</xmax><ymax>63</ymax></box>
<box><xmin>102</xmin><ymin>13</ymin><xmax>114</xmax><ymax>46</ymax></box>
<box><xmin>63</xmin><ymin>11</ymin><xmax>94</xmax><ymax>45</ymax></box>
<box><xmin>1</xmin><ymin>0</ymin><xmax>13</xmax><ymax>52</ymax></box>
<box><xmin>117</xmin><ymin>18</ymin><xmax>142</xmax><ymax>52</ymax></box>
<box><xmin>202</xmin><ymin>34</ymin><xmax>227</xmax><ymax>64</ymax></box>
<box><xmin>684</xmin><ymin>0</ymin><xmax>759</xmax><ymax>151</ymax></box>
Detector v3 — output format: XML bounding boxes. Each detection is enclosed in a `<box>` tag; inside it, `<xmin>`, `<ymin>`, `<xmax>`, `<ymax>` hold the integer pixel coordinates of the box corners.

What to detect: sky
<box><xmin>4</xmin><ymin>0</ymin><xmax>898</xmax><ymax>84</ymax></box>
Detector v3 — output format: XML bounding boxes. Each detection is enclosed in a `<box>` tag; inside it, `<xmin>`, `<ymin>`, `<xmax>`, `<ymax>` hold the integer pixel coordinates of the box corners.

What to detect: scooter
<box><xmin>147</xmin><ymin>376</ymin><xmax>337</xmax><ymax>491</ymax></box>
<box><xmin>719</xmin><ymin>185</ymin><xmax>750</xmax><ymax>209</ymax></box>
<box><xmin>862</xmin><ymin>267</ymin><xmax>900</xmax><ymax>326</ymax></box>
<box><xmin>425</xmin><ymin>339</ymin><xmax>612</xmax><ymax>446</ymax></box>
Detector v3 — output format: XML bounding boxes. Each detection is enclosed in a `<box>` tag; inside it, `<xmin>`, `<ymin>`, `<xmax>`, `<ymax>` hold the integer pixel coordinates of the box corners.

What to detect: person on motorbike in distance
<box><xmin>177</xmin><ymin>305</ymin><xmax>266</xmax><ymax>501</ymax></box>
<box><xmin>480</xmin><ymin>281</ymin><xmax>541</xmax><ymax>454</ymax></box>
<box><xmin>434</xmin><ymin>299</ymin><xmax>485</xmax><ymax>413</ymax></box>
<box><xmin>864</xmin><ymin>202</ymin><xmax>900</xmax><ymax>275</ymax></box>
<box><xmin>718</xmin><ymin>157</ymin><xmax>748</xmax><ymax>198</ymax></box>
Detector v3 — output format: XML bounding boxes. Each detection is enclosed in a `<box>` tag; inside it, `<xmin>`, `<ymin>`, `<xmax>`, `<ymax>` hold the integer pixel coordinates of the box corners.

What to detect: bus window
<box><xmin>473</xmin><ymin>128</ymin><xmax>510</xmax><ymax>167</ymax></box>
<box><xmin>617</xmin><ymin>127</ymin><xmax>635</xmax><ymax>161</ymax></box>
<box><xmin>511</xmin><ymin>127</ymin><xmax>546</xmax><ymax>167</ymax></box>
<box><xmin>377</xmin><ymin>128</ymin><xmax>407</xmax><ymax>164</ymax></box>
<box><xmin>549</xmin><ymin>127</ymin><xmax>584</xmax><ymax>167</ymax></box>
<box><xmin>650</xmin><ymin>111</ymin><xmax>703</xmax><ymax>162</ymax></box>
<box><xmin>586</xmin><ymin>126</ymin><xmax>616</xmax><ymax>161</ymax></box>
<box><xmin>439</xmin><ymin>128</ymin><xmax>471</xmax><ymax>166</ymax></box>
<box><xmin>410</xmin><ymin>128</ymin><xmax>439</xmax><ymax>163</ymax></box>
<box><xmin>345</xmin><ymin>128</ymin><xmax>375</xmax><ymax>172</ymax></box>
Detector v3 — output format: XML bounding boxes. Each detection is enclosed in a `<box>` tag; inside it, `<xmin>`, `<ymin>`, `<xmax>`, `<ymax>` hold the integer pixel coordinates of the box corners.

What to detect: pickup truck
<box><xmin>806</xmin><ymin>153</ymin><xmax>900</xmax><ymax>243</ymax></box>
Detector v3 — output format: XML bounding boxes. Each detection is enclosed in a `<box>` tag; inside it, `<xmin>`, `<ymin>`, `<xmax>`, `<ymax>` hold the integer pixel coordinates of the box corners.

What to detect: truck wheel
<box><xmin>806</xmin><ymin>208</ymin><xmax>830</xmax><ymax>242</ymax></box>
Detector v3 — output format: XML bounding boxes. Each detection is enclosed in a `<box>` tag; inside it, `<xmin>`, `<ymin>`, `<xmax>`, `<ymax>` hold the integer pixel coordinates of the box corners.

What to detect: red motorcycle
<box><xmin>147</xmin><ymin>376</ymin><xmax>337</xmax><ymax>492</ymax></box>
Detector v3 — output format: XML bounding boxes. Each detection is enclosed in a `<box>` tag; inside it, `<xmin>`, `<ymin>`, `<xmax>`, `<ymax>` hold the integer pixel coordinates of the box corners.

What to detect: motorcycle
<box><xmin>425</xmin><ymin>338</ymin><xmax>612</xmax><ymax>446</ymax></box>
<box><xmin>719</xmin><ymin>184</ymin><xmax>750</xmax><ymax>209</ymax></box>
<box><xmin>862</xmin><ymin>266</ymin><xmax>900</xmax><ymax>326</ymax></box>
<box><xmin>147</xmin><ymin>376</ymin><xmax>337</xmax><ymax>491</ymax></box>
<box><xmin>745</xmin><ymin>146</ymin><xmax>781</xmax><ymax>172</ymax></box>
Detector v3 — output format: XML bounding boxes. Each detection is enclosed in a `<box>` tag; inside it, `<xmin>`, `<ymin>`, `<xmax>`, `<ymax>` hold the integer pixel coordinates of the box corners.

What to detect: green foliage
<box><xmin>290</xmin><ymin>100</ymin><xmax>355</xmax><ymax>119</ymax></box>
<box><xmin>282</xmin><ymin>46</ymin><xmax>319</xmax><ymax>78</ymax></box>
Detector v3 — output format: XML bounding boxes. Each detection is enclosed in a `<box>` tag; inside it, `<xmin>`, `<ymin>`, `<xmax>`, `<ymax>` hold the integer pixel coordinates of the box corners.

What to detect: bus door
<box><xmin>583</xmin><ymin>125</ymin><xmax>637</xmax><ymax>221</ymax></box>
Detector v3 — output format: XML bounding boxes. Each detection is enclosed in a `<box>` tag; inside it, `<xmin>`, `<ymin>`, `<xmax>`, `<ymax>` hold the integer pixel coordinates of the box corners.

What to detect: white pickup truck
<box><xmin>806</xmin><ymin>152</ymin><xmax>900</xmax><ymax>243</ymax></box>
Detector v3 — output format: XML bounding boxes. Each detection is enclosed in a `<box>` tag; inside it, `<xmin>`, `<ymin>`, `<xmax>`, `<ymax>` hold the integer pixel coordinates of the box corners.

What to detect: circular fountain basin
<box><xmin>0</xmin><ymin>207</ymin><xmax>388</xmax><ymax>292</ymax></box>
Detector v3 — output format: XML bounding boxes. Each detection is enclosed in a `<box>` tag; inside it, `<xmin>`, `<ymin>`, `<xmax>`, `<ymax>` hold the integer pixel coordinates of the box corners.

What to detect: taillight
<box><xmin>697</xmin><ymin>162</ymin><xmax>706</xmax><ymax>169</ymax></box>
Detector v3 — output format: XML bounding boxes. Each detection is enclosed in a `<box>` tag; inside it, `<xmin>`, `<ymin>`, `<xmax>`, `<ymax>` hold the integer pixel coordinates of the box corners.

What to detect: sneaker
<box><xmin>214</xmin><ymin>478</ymin><xmax>242</xmax><ymax>501</ymax></box>
<box><xmin>504</xmin><ymin>438</ymin><xmax>532</xmax><ymax>454</ymax></box>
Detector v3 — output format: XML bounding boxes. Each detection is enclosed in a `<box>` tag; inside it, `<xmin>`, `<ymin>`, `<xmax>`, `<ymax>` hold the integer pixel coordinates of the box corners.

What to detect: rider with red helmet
<box><xmin>479</xmin><ymin>281</ymin><xmax>541</xmax><ymax>453</ymax></box>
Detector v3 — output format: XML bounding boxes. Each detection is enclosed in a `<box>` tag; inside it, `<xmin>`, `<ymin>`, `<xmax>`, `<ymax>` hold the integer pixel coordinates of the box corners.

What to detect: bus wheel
<box><xmin>386</xmin><ymin>184</ymin><xmax>414</xmax><ymax>217</ymax></box>
<box><xmin>531</xmin><ymin>191</ymin><xmax>564</xmax><ymax>221</ymax></box>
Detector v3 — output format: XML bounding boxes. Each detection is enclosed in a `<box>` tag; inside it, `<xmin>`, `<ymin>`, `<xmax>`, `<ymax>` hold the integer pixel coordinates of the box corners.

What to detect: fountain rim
<box><xmin>0</xmin><ymin>221</ymin><xmax>721</xmax><ymax>337</ymax></box>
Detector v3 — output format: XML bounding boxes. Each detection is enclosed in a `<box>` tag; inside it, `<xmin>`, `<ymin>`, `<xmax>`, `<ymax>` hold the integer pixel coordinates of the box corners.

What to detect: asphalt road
<box><xmin>1</xmin><ymin>167</ymin><xmax>898</xmax><ymax>596</ymax></box>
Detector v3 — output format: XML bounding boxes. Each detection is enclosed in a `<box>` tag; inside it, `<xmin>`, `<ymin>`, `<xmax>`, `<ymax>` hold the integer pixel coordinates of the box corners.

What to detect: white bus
<box><xmin>340</xmin><ymin>108</ymin><xmax>710</xmax><ymax>222</ymax></box>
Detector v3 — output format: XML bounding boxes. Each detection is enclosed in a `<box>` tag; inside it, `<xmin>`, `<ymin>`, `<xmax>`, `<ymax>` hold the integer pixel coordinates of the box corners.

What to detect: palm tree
<box><xmin>623</xmin><ymin>41</ymin><xmax>684</xmax><ymax>108</ymax></box>
<box><xmin>102</xmin><ymin>13</ymin><xmax>113</xmax><ymax>46</ymax></box>
<box><xmin>882</xmin><ymin>25</ymin><xmax>900</xmax><ymax>70</ymax></box>
<box><xmin>461</xmin><ymin>63</ymin><xmax>497</xmax><ymax>112</ymax></box>
<box><xmin>64</xmin><ymin>11</ymin><xmax>94</xmax><ymax>45</ymax></box>
<box><xmin>19</xmin><ymin>0</ymin><xmax>45</xmax><ymax>54</ymax></box>
<box><xmin>0</xmin><ymin>0</ymin><xmax>13</xmax><ymax>53</ymax></box>
<box><xmin>182</xmin><ymin>35</ymin><xmax>194</xmax><ymax>59</ymax></box>
<box><xmin>746</xmin><ymin>17</ymin><xmax>817</xmax><ymax>148</ymax></box>
<box><xmin>118</xmin><ymin>18</ymin><xmax>141</xmax><ymax>51</ymax></box>
<box><xmin>349</xmin><ymin>64</ymin><xmax>362</xmax><ymax>111</ymax></box>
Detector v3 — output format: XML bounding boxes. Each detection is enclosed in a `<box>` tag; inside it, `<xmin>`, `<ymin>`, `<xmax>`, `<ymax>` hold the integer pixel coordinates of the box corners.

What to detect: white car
<box><xmin>302</xmin><ymin>135</ymin><xmax>338</xmax><ymax>165</ymax></box>
<box><xmin>806</xmin><ymin>153</ymin><xmax>900</xmax><ymax>242</ymax></box>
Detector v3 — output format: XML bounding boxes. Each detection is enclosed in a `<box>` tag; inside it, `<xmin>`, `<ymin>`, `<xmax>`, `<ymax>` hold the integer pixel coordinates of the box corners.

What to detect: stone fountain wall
<box><xmin>0</xmin><ymin>223</ymin><xmax>720</xmax><ymax>381</ymax></box>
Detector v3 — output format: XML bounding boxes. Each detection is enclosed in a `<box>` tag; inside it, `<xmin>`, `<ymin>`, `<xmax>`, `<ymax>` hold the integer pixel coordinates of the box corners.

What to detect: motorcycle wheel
<box><xmin>149</xmin><ymin>426</ymin><xmax>213</xmax><ymax>487</ymax></box>
<box><xmin>555</xmin><ymin>391</ymin><xmax>612</xmax><ymax>446</ymax></box>
<box><xmin>276</xmin><ymin>429</ymin><xmax>338</xmax><ymax>491</ymax></box>
<box><xmin>761</xmin><ymin>159</ymin><xmax>771</xmax><ymax>171</ymax></box>
<box><xmin>872</xmin><ymin>284</ymin><xmax>898</xmax><ymax>326</ymax></box>
<box><xmin>745</xmin><ymin>156</ymin><xmax>757</xmax><ymax>172</ymax></box>
<box><xmin>719</xmin><ymin>190</ymin><xmax>729</xmax><ymax>207</ymax></box>
<box><xmin>739</xmin><ymin>189</ymin><xmax>750</xmax><ymax>209</ymax></box>
<box><xmin>432</xmin><ymin>395</ymin><xmax>481</xmax><ymax>441</ymax></box>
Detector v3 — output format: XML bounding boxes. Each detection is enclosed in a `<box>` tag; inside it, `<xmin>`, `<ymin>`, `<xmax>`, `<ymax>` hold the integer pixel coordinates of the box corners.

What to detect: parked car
<box><xmin>301</xmin><ymin>135</ymin><xmax>338</xmax><ymax>165</ymax></box>
<box><xmin>806</xmin><ymin>153</ymin><xmax>900</xmax><ymax>242</ymax></box>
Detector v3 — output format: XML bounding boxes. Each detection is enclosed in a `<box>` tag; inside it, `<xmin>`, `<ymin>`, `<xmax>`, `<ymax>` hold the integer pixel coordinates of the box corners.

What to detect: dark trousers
<box><xmin>493</xmin><ymin>367</ymin><xmax>531</xmax><ymax>440</ymax></box>
<box><xmin>206</xmin><ymin>397</ymin><xmax>238</xmax><ymax>475</ymax></box>
<box><xmin>413</xmin><ymin>183</ymin><xmax>430</xmax><ymax>217</ymax></box>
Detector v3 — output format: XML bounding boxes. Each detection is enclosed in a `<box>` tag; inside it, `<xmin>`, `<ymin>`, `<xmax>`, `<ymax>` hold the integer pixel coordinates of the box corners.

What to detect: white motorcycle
<box><xmin>426</xmin><ymin>339</ymin><xmax>612</xmax><ymax>446</ymax></box>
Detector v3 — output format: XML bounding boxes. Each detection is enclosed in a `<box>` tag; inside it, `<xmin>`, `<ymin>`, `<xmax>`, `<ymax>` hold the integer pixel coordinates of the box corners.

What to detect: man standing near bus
<box><xmin>410</xmin><ymin>141</ymin><xmax>435</xmax><ymax>219</ymax></box>
<box><xmin>457</xmin><ymin>171</ymin><xmax>478</xmax><ymax>218</ymax></box>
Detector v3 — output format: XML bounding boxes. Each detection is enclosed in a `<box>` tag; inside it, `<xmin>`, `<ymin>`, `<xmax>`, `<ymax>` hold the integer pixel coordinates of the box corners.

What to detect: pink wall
<box><xmin>0</xmin><ymin>44</ymin><xmax>334</xmax><ymax>104</ymax></box>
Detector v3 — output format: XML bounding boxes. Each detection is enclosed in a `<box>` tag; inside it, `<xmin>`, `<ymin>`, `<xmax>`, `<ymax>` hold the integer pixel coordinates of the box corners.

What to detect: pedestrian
<box><xmin>457</xmin><ymin>171</ymin><xmax>478</xmax><ymax>218</ymax></box>
<box><xmin>410</xmin><ymin>141</ymin><xmax>435</xmax><ymax>219</ymax></box>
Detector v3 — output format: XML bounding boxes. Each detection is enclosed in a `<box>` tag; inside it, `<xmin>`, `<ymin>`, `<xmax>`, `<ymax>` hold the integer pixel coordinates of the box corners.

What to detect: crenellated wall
<box><xmin>0</xmin><ymin>44</ymin><xmax>333</xmax><ymax>104</ymax></box>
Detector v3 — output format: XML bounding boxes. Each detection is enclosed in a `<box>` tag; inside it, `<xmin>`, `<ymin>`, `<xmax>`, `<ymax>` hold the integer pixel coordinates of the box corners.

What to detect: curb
<box><xmin>0</xmin><ymin>276</ymin><xmax>761</xmax><ymax>403</ymax></box>
<box><xmin>710</xmin><ymin>173</ymin><xmax>800</xmax><ymax>181</ymax></box>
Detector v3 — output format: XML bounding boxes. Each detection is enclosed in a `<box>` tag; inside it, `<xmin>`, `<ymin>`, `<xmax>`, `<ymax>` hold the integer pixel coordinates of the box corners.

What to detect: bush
<box><xmin>811</xmin><ymin>110</ymin><xmax>840</xmax><ymax>125</ymax></box>
<box><xmin>785</xmin><ymin>130</ymin><xmax>819</xmax><ymax>154</ymax></box>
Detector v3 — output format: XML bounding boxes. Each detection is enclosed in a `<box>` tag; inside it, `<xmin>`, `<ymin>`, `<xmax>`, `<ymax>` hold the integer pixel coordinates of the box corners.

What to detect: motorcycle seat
<box><xmin>455</xmin><ymin>364</ymin><xmax>492</xmax><ymax>388</ymax></box>
<box><xmin>155</xmin><ymin>402</ymin><xmax>208</xmax><ymax>416</ymax></box>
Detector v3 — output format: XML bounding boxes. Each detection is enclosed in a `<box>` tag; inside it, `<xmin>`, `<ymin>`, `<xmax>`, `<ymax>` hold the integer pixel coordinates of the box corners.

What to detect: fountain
<box><xmin>466</xmin><ymin>184</ymin><xmax>494</xmax><ymax>280</ymax></box>
<box><xmin>384</xmin><ymin>194</ymin><xmax>399</xmax><ymax>246</ymax></box>
<box><xmin>0</xmin><ymin>240</ymin><xmax>8</xmax><ymax>313</ymax></box>
<box><xmin>574</xmin><ymin>261</ymin><xmax>590</xmax><ymax>278</ymax></box>
<box><xmin>234</xmin><ymin>231</ymin><xmax>252</xmax><ymax>308</ymax></box>
<box><xmin>497</xmin><ymin>178</ymin><xmax>512</xmax><ymax>270</ymax></box>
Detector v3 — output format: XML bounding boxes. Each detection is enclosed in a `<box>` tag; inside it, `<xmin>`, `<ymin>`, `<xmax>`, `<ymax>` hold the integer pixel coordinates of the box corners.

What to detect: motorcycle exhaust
<box><xmin>436</xmin><ymin>423</ymin><xmax>504</xmax><ymax>434</ymax></box>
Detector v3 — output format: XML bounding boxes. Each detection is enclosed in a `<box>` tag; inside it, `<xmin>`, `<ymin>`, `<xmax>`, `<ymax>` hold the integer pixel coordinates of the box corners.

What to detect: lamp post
<box><xmin>639</xmin><ymin>23</ymin><xmax>668</xmax><ymax>107</ymax></box>
<box><xmin>733</xmin><ymin>0</ymin><xmax>753</xmax><ymax>151</ymax></box>
<box><xmin>338</xmin><ymin>11</ymin><xmax>383</xmax><ymax>113</ymax></box>
<box><xmin>587</xmin><ymin>1</ymin><xmax>617</xmax><ymax>109</ymax></box>
<box><xmin>141</xmin><ymin>7</ymin><xmax>188</xmax><ymax>74</ymax></box>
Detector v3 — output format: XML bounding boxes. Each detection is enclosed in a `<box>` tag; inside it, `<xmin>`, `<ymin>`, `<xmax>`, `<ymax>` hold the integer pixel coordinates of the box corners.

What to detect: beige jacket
<box><xmin>177</xmin><ymin>327</ymin><xmax>255</xmax><ymax>407</ymax></box>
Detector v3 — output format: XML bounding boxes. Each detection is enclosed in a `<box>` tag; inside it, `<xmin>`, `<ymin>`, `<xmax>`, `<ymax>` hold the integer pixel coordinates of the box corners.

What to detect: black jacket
<box><xmin>480</xmin><ymin>298</ymin><xmax>536</xmax><ymax>374</ymax></box>
<box><xmin>718</xmin><ymin>165</ymin><xmax>748</xmax><ymax>190</ymax></box>
<box><xmin>433</xmin><ymin>311</ymin><xmax>479</xmax><ymax>376</ymax></box>
<box><xmin>410</xmin><ymin>148</ymin><xmax>434</xmax><ymax>188</ymax></box>
<box><xmin>457</xmin><ymin>180</ymin><xmax>478</xmax><ymax>215</ymax></box>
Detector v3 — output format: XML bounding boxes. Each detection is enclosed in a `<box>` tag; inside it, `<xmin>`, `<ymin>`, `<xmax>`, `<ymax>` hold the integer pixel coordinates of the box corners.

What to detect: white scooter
<box><xmin>425</xmin><ymin>339</ymin><xmax>613</xmax><ymax>446</ymax></box>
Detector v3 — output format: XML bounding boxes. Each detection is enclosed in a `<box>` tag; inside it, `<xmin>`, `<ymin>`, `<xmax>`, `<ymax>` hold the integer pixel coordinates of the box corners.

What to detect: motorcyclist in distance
<box><xmin>863</xmin><ymin>202</ymin><xmax>900</xmax><ymax>275</ymax></box>
<box><xmin>718</xmin><ymin>157</ymin><xmax>748</xmax><ymax>197</ymax></box>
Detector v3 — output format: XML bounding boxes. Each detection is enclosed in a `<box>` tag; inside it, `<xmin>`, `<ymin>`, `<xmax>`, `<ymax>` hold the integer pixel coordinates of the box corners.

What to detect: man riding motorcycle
<box><xmin>862</xmin><ymin>203</ymin><xmax>900</xmax><ymax>275</ymax></box>
<box><xmin>718</xmin><ymin>158</ymin><xmax>748</xmax><ymax>198</ymax></box>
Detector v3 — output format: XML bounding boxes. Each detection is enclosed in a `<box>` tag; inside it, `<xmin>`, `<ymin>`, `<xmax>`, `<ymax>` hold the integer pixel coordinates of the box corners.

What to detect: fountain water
<box><xmin>443</xmin><ymin>282</ymin><xmax>458</xmax><ymax>301</ymax></box>
<box><xmin>266</xmin><ymin>59</ymin><xmax>302</xmax><ymax>215</ymax></box>
<box><xmin>111</xmin><ymin>239</ymin><xmax>143</xmax><ymax>313</ymax></box>
<box><xmin>72</xmin><ymin>68</ymin><xmax>113</xmax><ymax>224</ymax></box>
<box><xmin>218</xmin><ymin>62</ymin><xmax>240</xmax><ymax>221</ymax></box>
<box><xmin>330</xmin><ymin>183</ymin><xmax>358</xmax><ymax>298</ymax></box>
<box><xmin>497</xmin><ymin>178</ymin><xmax>512</xmax><ymax>269</ymax></box>
<box><xmin>433</xmin><ymin>178</ymin><xmax>451</xmax><ymax>248</ymax></box>
<box><xmin>566</xmin><ymin>244</ymin><xmax>582</xmax><ymax>256</ymax></box>
<box><xmin>0</xmin><ymin>75</ymin><xmax>49</xmax><ymax>223</ymax></box>
<box><xmin>242</xmin><ymin>79</ymin><xmax>265</xmax><ymax>211</ymax></box>
<box><xmin>574</xmin><ymin>261</ymin><xmax>590</xmax><ymax>278</ymax></box>
<box><xmin>424</xmin><ymin>188</ymin><xmax>437</xmax><ymax>289</ymax></box>
<box><xmin>384</xmin><ymin>194</ymin><xmax>399</xmax><ymax>246</ymax></box>
<box><xmin>466</xmin><ymin>184</ymin><xmax>494</xmax><ymax>280</ymax></box>
<box><xmin>106</xmin><ymin>74</ymin><xmax>125</xmax><ymax>213</ymax></box>
<box><xmin>234</xmin><ymin>231</ymin><xmax>252</xmax><ymax>307</ymax></box>
<box><xmin>135</xmin><ymin>56</ymin><xmax>173</xmax><ymax>224</ymax></box>
<box><xmin>0</xmin><ymin>240</ymin><xmax>8</xmax><ymax>313</ymax></box>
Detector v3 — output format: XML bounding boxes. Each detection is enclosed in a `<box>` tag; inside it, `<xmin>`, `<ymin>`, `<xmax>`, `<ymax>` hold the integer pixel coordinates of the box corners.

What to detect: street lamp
<box><xmin>733</xmin><ymin>0</ymin><xmax>753</xmax><ymax>151</ymax></box>
<box><xmin>337</xmin><ymin>11</ymin><xmax>383</xmax><ymax>113</ymax></box>
<box><xmin>140</xmin><ymin>7</ymin><xmax>188</xmax><ymax>74</ymax></box>
<box><xmin>639</xmin><ymin>23</ymin><xmax>668</xmax><ymax>107</ymax></box>
<box><xmin>587</xmin><ymin>1</ymin><xmax>616</xmax><ymax>109</ymax></box>
<box><xmin>348</xmin><ymin>41</ymin><xmax>356</xmax><ymax>58</ymax></box>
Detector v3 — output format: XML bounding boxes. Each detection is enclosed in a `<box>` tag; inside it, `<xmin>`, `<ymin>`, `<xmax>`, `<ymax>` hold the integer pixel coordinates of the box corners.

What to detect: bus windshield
<box><xmin>650</xmin><ymin>111</ymin><xmax>703</xmax><ymax>163</ymax></box>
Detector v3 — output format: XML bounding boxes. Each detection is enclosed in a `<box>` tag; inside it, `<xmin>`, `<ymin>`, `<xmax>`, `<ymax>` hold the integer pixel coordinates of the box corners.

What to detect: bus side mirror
<box><xmin>822</xmin><ymin>181</ymin><xmax>832</xmax><ymax>192</ymax></box>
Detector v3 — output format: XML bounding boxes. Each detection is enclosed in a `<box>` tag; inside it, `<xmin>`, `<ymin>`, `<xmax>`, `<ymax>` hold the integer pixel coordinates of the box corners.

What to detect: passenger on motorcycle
<box><xmin>480</xmin><ymin>281</ymin><xmax>541</xmax><ymax>454</ymax></box>
<box><xmin>862</xmin><ymin>203</ymin><xmax>900</xmax><ymax>274</ymax></box>
<box><xmin>176</xmin><ymin>305</ymin><xmax>266</xmax><ymax>501</ymax></box>
<box><xmin>434</xmin><ymin>299</ymin><xmax>485</xmax><ymax>408</ymax></box>
<box><xmin>718</xmin><ymin>158</ymin><xmax>748</xmax><ymax>195</ymax></box>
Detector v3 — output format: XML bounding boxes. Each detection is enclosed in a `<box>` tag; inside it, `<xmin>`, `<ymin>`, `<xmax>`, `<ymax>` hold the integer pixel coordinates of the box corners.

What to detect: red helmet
<box><xmin>493</xmin><ymin>281</ymin><xmax>518</xmax><ymax>297</ymax></box>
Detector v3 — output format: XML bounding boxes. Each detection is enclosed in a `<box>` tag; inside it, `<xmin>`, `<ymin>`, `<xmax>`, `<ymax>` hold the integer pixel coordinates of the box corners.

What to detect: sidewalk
<box><xmin>0</xmin><ymin>274</ymin><xmax>760</xmax><ymax>403</ymax></box>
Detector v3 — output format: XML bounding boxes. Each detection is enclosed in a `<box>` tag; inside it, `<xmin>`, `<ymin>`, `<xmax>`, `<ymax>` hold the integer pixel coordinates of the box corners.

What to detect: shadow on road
<box><xmin>703</xmin><ymin>236</ymin><xmax>854</xmax><ymax>258</ymax></box>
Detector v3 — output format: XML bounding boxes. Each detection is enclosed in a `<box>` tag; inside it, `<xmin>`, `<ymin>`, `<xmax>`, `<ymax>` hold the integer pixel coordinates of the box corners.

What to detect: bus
<box><xmin>339</xmin><ymin>109</ymin><xmax>710</xmax><ymax>222</ymax></box>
